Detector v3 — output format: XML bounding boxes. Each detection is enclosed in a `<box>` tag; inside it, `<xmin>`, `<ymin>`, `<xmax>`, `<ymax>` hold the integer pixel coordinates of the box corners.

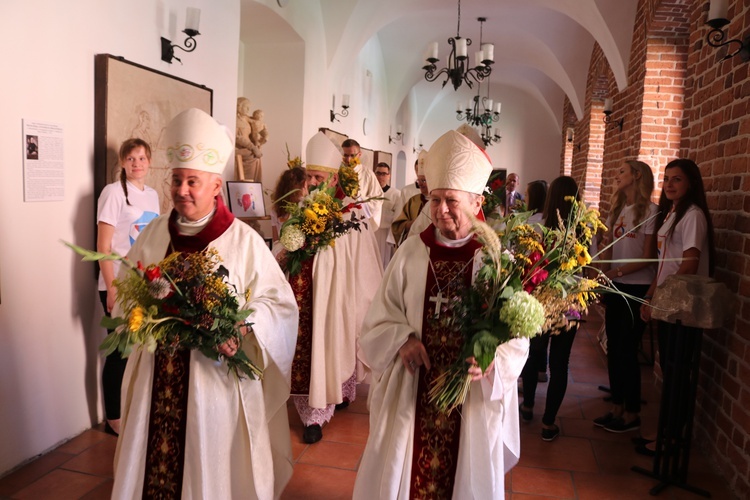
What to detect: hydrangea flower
<box><xmin>280</xmin><ymin>225</ymin><xmax>305</xmax><ymax>252</ymax></box>
<box><xmin>499</xmin><ymin>290</ymin><xmax>545</xmax><ymax>338</ymax></box>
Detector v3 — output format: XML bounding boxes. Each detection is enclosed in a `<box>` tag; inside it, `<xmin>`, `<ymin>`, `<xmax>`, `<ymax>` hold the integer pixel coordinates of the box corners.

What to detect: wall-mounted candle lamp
<box><xmin>330</xmin><ymin>95</ymin><xmax>350</xmax><ymax>122</ymax></box>
<box><xmin>705</xmin><ymin>0</ymin><xmax>750</xmax><ymax>62</ymax></box>
<box><xmin>161</xmin><ymin>8</ymin><xmax>201</xmax><ymax>64</ymax></box>
<box><xmin>389</xmin><ymin>126</ymin><xmax>403</xmax><ymax>144</ymax></box>
<box><xmin>603</xmin><ymin>98</ymin><xmax>624</xmax><ymax>131</ymax></box>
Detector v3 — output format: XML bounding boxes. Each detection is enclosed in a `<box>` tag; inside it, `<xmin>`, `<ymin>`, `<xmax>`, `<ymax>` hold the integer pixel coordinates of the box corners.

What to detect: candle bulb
<box><xmin>186</xmin><ymin>7</ymin><xmax>201</xmax><ymax>32</ymax></box>
<box><xmin>474</xmin><ymin>50</ymin><xmax>484</xmax><ymax>68</ymax></box>
<box><xmin>397</xmin><ymin>125</ymin><xmax>402</xmax><ymax>134</ymax></box>
<box><xmin>604</xmin><ymin>98</ymin><xmax>613</xmax><ymax>112</ymax></box>
<box><xmin>486</xmin><ymin>99</ymin><xmax>494</xmax><ymax>112</ymax></box>
<box><xmin>342</xmin><ymin>94</ymin><xmax>350</xmax><ymax>108</ymax></box>
<box><xmin>481</xmin><ymin>43</ymin><xmax>494</xmax><ymax>62</ymax></box>
<box><xmin>457</xmin><ymin>101</ymin><xmax>463</xmax><ymax>112</ymax></box>
<box><xmin>708</xmin><ymin>0</ymin><xmax>728</xmax><ymax>21</ymax></box>
<box><xmin>429</xmin><ymin>41</ymin><xmax>439</xmax><ymax>60</ymax></box>
<box><xmin>456</xmin><ymin>38</ymin><xmax>467</xmax><ymax>58</ymax></box>
<box><xmin>495</xmin><ymin>102</ymin><xmax>502</xmax><ymax>114</ymax></box>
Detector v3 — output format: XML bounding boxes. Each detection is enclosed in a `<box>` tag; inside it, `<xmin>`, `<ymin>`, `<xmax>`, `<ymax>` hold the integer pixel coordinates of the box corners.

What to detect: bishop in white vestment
<box><xmin>354</xmin><ymin>130</ymin><xmax>529</xmax><ymax>499</ymax></box>
<box><xmin>112</xmin><ymin>109</ymin><xmax>298</xmax><ymax>500</ymax></box>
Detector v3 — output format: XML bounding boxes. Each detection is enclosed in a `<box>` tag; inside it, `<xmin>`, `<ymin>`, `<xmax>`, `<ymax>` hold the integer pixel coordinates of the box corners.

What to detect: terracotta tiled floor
<box><xmin>0</xmin><ymin>313</ymin><xmax>735</xmax><ymax>499</ymax></box>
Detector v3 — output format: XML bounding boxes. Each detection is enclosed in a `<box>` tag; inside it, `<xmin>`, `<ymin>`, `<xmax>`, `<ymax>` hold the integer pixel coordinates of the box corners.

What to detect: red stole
<box><xmin>289</xmin><ymin>258</ymin><xmax>315</xmax><ymax>395</ymax></box>
<box><xmin>142</xmin><ymin>196</ymin><xmax>234</xmax><ymax>499</ymax></box>
<box><xmin>409</xmin><ymin>227</ymin><xmax>481</xmax><ymax>499</ymax></box>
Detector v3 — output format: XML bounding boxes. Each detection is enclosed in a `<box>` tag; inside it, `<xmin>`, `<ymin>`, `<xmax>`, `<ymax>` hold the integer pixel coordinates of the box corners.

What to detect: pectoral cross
<box><xmin>429</xmin><ymin>291</ymin><xmax>450</xmax><ymax>318</ymax></box>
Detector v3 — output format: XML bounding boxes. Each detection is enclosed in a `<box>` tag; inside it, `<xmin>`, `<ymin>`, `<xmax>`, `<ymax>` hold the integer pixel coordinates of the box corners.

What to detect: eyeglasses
<box><xmin>375</xmin><ymin>172</ymin><xmax>390</xmax><ymax>176</ymax></box>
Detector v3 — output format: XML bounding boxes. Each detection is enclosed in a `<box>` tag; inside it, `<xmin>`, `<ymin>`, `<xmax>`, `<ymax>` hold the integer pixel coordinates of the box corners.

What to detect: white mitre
<box><xmin>425</xmin><ymin>130</ymin><xmax>492</xmax><ymax>195</ymax></box>
<box><xmin>417</xmin><ymin>149</ymin><xmax>429</xmax><ymax>176</ymax></box>
<box><xmin>164</xmin><ymin>108</ymin><xmax>233</xmax><ymax>174</ymax></box>
<box><xmin>455</xmin><ymin>123</ymin><xmax>485</xmax><ymax>151</ymax></box>
<box><xmin>305</xmin><ymin>132</ymin><xmax>341</xmax><ymax>174</ymax></box>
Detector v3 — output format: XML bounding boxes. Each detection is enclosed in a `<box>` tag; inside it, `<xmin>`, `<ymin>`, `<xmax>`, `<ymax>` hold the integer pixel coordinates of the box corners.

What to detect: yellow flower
<box><xmin>312</xmin><ymin>203</ymin><xmax>328</xmax><ymax>216</ymax></box>
<box><xmin>304</xmin><ymin>208</ymin><xmax>318</xmax><ymax>222</ymax></box>
<box><xmin>245</xmin><ymin>288</ymin><xmax>252</xmax><ymax>302</ymax></box>
<box><xmin>128</xmin><ymin>306</ymin><xmax>144</xmax><ymax>332</ymax></box>
<box><xmin>560</xmin><ymin>257</ymin><xmax>577</xmax><ymax>271</ymax></box>
<box><xmin>329</xmin><ymin>240</ymin><xmax>335</xmax><ymax>247</ymax></box>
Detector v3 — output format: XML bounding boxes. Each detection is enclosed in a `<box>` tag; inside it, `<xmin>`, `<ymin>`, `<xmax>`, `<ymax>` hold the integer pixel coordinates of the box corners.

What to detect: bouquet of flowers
<box><xmin>64</xmin><ymin>242</ymin><xmax>262</xmax><ymax>380</ymax></box>
<box><xmin>482</xmin><ymin>171</ymin><xmax>506</xmax><ymax>216</ymax></box>
<box><xmin>278</xmin><ymin>178</ymin><xmax>367</xmax><ymax>276</ymax></box>
<box><xmin>429</xmin><ymin>198</ymin><xmax>607</xmax><ymax>414</ymax></box>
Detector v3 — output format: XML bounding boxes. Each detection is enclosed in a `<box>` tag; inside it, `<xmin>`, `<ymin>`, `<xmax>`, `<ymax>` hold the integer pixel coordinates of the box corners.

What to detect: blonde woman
<box><xmin>96</xmin><ymin>138</ymin><xmax>160</xmax><ymax>435</ymax></box>
<box><xmin>594</xmin><ymin>160</ymin><xmax>657</xmax><ymax>433</ymax></box>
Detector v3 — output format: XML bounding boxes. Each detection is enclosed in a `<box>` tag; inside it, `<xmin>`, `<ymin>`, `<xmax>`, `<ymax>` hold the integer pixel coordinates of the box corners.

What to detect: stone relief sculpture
<box><xmin>236</xmin><ymin>97</ymin><xmax>267</xmax><ymax>182</ymax></box>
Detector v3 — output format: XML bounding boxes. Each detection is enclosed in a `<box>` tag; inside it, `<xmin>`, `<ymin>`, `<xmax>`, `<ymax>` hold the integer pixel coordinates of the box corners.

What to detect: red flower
<box><xmin>523</xmin><ymin>252</ymin><xmax>549</xmax><ymax>293</ymax></box>
<box><xmin>144</xmin><ymin>265</ymin><xmax>162</xmax><ymax>282</ymax></box>
<box><xmin>490</xmin><ymin>179</ymin><xmax>504</xmax><ymax>191</ymax></box>
<box><xmin>342</xmin><ymin>202</ymin><xmax>363</xmax><ymax>214</ymax></box>
<box><xmin>137</xmin><ymin>261</ymin><xmax>145</xmax><ymax>271</ymax></box>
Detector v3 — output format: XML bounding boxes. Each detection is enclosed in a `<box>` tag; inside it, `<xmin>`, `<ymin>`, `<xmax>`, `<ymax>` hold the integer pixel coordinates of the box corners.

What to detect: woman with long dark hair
<box><xmin>594</xmin><ymin>160</ymin><xmax>657</xmax><ymax>433</ymax></box>
<box><xmin>271</xmin><ymin>166</ymin><xmax>308</xmax><ymax>241</ymax></box>
<box><xmin>520</xmin><ymin>175</ymin><xmax>580</xmax><ymax>441</ymax></box>
<box><xmin>637</xmin><ymin>158</ymin><xmax>715</xmax><ymax>455</ymax></box>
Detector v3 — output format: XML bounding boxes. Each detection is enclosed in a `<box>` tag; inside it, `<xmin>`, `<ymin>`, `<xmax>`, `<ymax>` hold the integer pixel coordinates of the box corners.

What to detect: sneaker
<box><xmin>541</xmin><ymin>425</ymin><xmax>560</xmax><ymax>442</ymax></box>
<box><xmin>604</xmin><ymin>417</ymin><xmax>641</xmax><ymax>433</ymax></box>
<box><xmin>593</xmin><ymin>412</ymin><xmax>616</xmax><ymax>428</ymax></box>
<box><xmin>519</xmin><ymin>404</ymin><xmax>533</xmax><ymax>422</ymax></box>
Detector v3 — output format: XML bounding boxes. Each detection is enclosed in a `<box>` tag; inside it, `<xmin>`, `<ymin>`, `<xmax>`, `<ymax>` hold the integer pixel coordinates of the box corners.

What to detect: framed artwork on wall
<box><xmin>226</xmin><ymin>181</ymin><xmax>266</xmax><ymax>218</ymax></box>
<box><xmin>94</xmin><ymin>54</ymin><xmax>213</xmax><ymax>214</ymax></box>
<box><xmin>374</xmin><ymin>151</ymin><xmax>393</xmax><ymax>168</ymax></box>
<box><xmin>318</xmin><ymin>127</ymin><xmax>348</xmax><ymax>154</ymax></box>
<box><xmin>359</xmin><ymin>147</ymin><xmax>375</xmax><ymax>172</ymax></box>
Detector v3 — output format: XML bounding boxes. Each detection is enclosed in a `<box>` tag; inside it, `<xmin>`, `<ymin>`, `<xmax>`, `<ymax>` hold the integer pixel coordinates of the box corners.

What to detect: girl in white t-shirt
<box><xmin>594</xmin><ymin>161</ymin><xmax>658</xmax><ymax>433</ymax></box>
<box><xmin>637</xmin><ymin>158</ymin><xmax>715</xmax><ymax>455</ymax></box>
<box><xmin>96</xmin><ymin>138</ymin><xmax>160</xmax><ymax>435</ymax></box>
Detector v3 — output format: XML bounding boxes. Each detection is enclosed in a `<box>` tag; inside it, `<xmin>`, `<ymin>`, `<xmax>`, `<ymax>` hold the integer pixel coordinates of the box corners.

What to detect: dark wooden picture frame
<box><xmin>94</xmin><ymin>54</ymin><xmax>213</xmax><ymax>213</ymax></box>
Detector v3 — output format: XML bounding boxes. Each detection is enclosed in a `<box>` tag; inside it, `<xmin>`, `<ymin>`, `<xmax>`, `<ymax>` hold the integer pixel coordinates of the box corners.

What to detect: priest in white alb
<box><xmin>353</xmin><ymin>130</ymin><xmax>529</xmax><ymax>499</ymax></box>
<box><xmin>286</xmin><ymin>132</ymin><xmax>383</xmax><ymax>444</ymax></box>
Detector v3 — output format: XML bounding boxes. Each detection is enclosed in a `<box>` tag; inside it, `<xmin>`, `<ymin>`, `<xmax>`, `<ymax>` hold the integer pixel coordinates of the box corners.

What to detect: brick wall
<box><xmin>567</xmin><ymin>0</ymin><xmax>750</xmax><ymax>496</ymax></box>
<box><xmin>681</xmin><ymin>0</ymin><xmax>750</xmax><ymax>496</ymax></box>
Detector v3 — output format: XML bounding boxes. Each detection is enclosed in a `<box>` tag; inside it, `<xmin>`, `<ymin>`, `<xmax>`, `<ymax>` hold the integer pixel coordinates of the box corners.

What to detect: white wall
<box><xmin>0</xmin><ymin>0</ymin><xmax>240</xmax><ymax>474</ymax></box>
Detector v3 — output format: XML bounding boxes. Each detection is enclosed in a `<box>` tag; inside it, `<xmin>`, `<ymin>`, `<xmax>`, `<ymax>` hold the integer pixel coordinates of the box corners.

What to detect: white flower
<box><xmin>499</xmin><ymin>290</ymin><xmax>545</xmax><ymax>338</ymax></box>
<box><xmin>148</xmin><ymin>277</ymin><xmax>173</xmax><ymax>299</ymax></box>
<box><xmin>280</xmin><ymin>225</ymin><xmax>305</xmax><ymax>252</ymax></box>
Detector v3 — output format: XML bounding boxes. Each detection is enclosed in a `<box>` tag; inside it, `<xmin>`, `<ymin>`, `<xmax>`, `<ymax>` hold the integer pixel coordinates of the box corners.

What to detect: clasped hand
<box><xmin>398</xmin><ymin>335</ymin><xmax>494</xmax><ymax>380</ymax></box>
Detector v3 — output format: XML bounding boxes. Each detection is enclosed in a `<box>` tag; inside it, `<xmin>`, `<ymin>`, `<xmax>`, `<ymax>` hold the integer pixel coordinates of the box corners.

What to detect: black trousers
<box><xmin>522</xmin><ymin>324</ymin><xmax>578</xmax><ymax>426</ymax></box>
<box><xmin>99</xmin><ymin>290</ymin><xmax>127</xmax><ymax>420</ymax></box>
<box><xmin>603</xmin><ymin>283</ymin><xmax>650</xmax><ymax>413</ymax></box>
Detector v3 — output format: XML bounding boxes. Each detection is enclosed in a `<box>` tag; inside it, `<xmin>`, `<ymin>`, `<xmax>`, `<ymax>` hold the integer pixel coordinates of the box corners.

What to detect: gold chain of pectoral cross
<box><xmin>426</xmin><ymin>257</ymin><xmax>474</xmax><ymax>319</ymax></box>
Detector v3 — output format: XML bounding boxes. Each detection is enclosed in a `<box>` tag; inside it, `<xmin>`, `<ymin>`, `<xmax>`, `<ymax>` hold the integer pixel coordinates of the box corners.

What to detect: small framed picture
<box><xmin>226</xmin><ymin>181</ymin><xmax>266</xmax><ymax>217</ymax></box>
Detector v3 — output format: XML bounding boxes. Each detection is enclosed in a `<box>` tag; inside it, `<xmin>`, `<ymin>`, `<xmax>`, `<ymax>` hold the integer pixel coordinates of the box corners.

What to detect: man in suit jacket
<box><xmin>503</xmin><ymin>172</ymin><xmax>524</xmax><ymax>215</ymax></box>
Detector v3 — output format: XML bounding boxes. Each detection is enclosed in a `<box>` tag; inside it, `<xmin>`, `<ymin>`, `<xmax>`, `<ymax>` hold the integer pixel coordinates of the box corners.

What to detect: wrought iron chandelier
<box><xmin>422</xmin><ymin>2</ymin><xmax>494</xmax><ymax>91</ymax></box>
<box><xmin>481</xmin><ymin>124</ymin><xmax>501</xmax><ymax>147</ymax></box>
<box><xmin>456</xmin><ymin>84</ymin><xmax>500</xmax><ymax>129</ymax></box>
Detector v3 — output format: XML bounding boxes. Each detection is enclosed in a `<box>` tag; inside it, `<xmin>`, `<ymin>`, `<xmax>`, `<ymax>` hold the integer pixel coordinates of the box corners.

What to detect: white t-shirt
<box><xmin>607</xmin><ymin>203</ymin><xmax>658</xmax><ymax>285</ymax></box>
<box><xmin>655</xmin><ymin>204</ymin><xmax>709</xmax><ymax>287</ymax></box>
<box><xmin>97</xmin><ymin>180</ymin><xmax>160</xmax><ymax>290</ymax></box>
